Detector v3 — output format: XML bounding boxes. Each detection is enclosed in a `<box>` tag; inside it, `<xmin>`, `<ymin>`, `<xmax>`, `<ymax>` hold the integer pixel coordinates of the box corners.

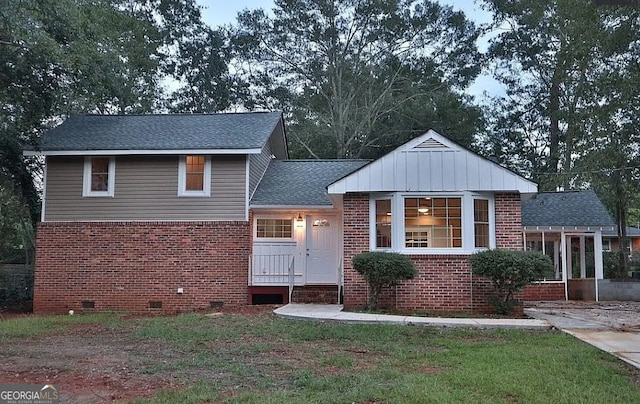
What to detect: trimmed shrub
<box><xmin>470</xmin><ymin>249</ymin><xmax>553</xmax><ymax>315</ymax></box>
<box><xmin>352</xmin><ymin>251</ymin><xmax>417</xmax><ymax>310</ymax></box>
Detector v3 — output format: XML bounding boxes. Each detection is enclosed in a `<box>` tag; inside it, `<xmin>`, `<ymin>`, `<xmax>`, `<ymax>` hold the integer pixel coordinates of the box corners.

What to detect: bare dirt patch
<box><xmin>0</xmin><ymin>307</ymin><xmax>290</xmax><ymax>402</ymax></box>
<box><xmin>0</xmin><ymin>323</ymin><xmax>181</xmax><ymax>403</ymax></box>
<box><xmin>527</xmin><ymin>301</ymin><xmax>640</xmax><ymax>330</ymax></box>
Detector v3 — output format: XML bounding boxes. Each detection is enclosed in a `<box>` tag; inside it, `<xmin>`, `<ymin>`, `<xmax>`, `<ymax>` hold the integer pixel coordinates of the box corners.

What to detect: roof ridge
<box><xmin>278</xmin><ymin>159</ymin><xmax>372</xmax><ymax>162</ymax></box>
<box><xmin>76</xmin><ymin>111</ymin><xmax>281</xmax><ymax>117</ymax></box>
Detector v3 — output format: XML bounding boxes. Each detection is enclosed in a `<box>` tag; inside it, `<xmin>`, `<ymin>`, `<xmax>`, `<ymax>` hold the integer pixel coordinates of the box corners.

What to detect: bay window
<box><xmin>474</xmin><ymin>199</ymin><xmax>490</xmax><ymax>248</ymax></box>
<box><xmin>404</xmin><ymin>197</ymin><xmax>462</xmax><ymax>248</ymax></box>
<box><xmin>375</xmin><ymin>199</ymin><xmax>392</xmax><ymax>249</ymax></box>
<box><xmin>370</xmin><ymin>193</ymin><xmax>493</xmax><ymax>254</ymax></box>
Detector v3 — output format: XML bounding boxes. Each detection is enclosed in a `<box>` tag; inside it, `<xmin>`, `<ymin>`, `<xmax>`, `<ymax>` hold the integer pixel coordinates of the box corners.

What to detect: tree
<box><xmin>481</xmin><ymin>0</ymin><xmax>611</xmax><ymax>190</ymax></box>
<box><xmin>0</xmin><ymin>0</ymin><xmax>212</xmax><ymax>224</ymax></box>
<box><xmin>230</xmin><ymin>0</ymin><xmax>483</xmax><ymax>159</ymax></box>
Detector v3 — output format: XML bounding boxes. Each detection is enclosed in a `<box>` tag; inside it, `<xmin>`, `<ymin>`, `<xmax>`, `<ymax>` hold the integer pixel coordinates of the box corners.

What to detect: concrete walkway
<box><xmin>525</xmin><ymin>306</ymin><xmax>640</xmax><ymax>370</ymax></box>
<box><xmin>273</xmin><ymin>303</ymin><xmax>550</xmax><ymax>329</ymax></box>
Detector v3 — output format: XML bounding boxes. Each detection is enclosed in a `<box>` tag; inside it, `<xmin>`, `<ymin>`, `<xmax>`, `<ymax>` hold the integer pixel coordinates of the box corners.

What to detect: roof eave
<box><xmin>523</xmin><ymin>225</ymin><xmax>616</xmax><ymax>232</ymax></box>
<box><xmin>249</xmin><ymin>204</ymin><xmax>335</xmax><ymax>210</ymax></box>
<box><xmin>24</xmin><ymin>148</ymin><xmax>263</xmax><ymax>156</ymax></box>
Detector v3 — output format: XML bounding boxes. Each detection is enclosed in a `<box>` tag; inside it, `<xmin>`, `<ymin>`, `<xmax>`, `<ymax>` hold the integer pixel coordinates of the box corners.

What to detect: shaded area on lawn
<box><xmin>0</xmin><ymin>305</ymin><xmax>638</xmax><ymax>403</ymax></box>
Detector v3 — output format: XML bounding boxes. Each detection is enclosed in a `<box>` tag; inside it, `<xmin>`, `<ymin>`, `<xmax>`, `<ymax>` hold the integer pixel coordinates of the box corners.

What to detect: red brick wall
<box><xmin>34</xmin><ymin>221</ymin><xmax>250</xmax><ymax>314</ymax></box>
<box><xmin>494</xmin><ymin>193</ymin><xmax>523</xmax><ymax>250</ymax></box>
<box><xmin>342</xmin><ymin>194</ymin><xmax>370</xmax><ymax>308</ymax></box>
<box><xmin>522</xmin><ymin>283</ymin><xmax>566</xmax><ymax>301</ymax></box>
<box><xmin>342</xmin><ymin>192</ymin><xmax>525</xmax><ymax>312</ymax></box>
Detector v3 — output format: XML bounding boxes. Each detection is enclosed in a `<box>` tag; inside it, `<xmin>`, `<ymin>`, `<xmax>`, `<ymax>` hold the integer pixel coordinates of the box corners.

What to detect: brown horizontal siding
<box><xmin>44</xmin><ymin>155</ymin><xmax>246</xmax><ymax>221</ymax></box>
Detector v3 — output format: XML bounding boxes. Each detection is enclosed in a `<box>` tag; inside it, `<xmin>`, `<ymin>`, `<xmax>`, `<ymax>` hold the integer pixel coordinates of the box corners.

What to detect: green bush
<box><xmin>352</xmin><ymin>251</ymin><xmax>417</xmax><ymax>310</ymax></box>
<box><xmin>603</xmin><ymin>251</ymin><xmax>624</xmax><ymax>279</ymax></box>
<box><xmin>470</xmin><ymin>249</ymin><xmax>553</xmax><ymax>315</ymax></box>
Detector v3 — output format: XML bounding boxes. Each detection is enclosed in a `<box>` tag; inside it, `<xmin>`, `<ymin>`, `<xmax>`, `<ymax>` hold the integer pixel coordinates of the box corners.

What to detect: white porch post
<box><xmin>561</xmin><ymin>230</ymin><xmax>568</xmax><ymax>300</ymax></box>
<box><xmin>579</xmin><ymin>236</ymin><xmax>587</xmax><ymax>278</ymax></box>
<box><xmin>594</xmin><ymin>229</ymin><xmax>604</xmax><ymax>302</ymax></box>
<box><xmin>554</xmin><ymin>240</ymin><xmax>561</xmax><ymax>280</ymax></box>
<box><xmin>565</xmin><ymin>235</ymin><xmax>572</xmax><ymax>279</ymax></box>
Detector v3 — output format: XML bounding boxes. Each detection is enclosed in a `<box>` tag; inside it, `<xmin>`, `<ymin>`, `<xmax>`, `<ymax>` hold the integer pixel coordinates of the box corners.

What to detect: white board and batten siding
<box><xmin>327</xmin><ymin>130</ymin><xmax>538</xmax><ymax>194</ymax></box>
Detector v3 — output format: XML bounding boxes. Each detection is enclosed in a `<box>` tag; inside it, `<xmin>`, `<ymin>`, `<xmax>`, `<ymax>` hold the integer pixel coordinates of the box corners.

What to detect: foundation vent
<box><xmin>149</xmin><ymin>301</ymin><xmax>163</xmax><ymax>309</ymax></box>
<box><xmin>81</xmin><ymin>300</ymin><xmax>95</xmax><ymax>309</ymax></box>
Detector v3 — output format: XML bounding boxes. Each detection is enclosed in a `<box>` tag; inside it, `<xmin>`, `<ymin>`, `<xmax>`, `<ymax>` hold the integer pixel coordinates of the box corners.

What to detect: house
<box><xmin>520</xmin><ymin>190</ymin><xmax>615</xmax><ymax>301</ymax></box>
<box><xmin>28</xmin><ymin>112</ymin><xmax>543</xmax><ymax>314</ymax></box>
<box><xmin>602</xmin><ymin>226</ymin><xmax>640</xmax><ymax>254</ymax></box>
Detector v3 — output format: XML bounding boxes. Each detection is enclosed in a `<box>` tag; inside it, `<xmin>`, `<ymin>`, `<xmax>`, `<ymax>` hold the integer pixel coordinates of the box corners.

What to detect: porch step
<box><xmin>291</xmin><ymin>285</ymin><xmax>340</xmax><ymax>304</ymax></box>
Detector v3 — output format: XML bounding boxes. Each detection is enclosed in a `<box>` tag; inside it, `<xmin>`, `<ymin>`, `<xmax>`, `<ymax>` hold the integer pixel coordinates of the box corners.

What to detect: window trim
<box><xmin>473</xmin><ymin>197</ymin><xmax>491</xmax><ymax>249</ymax></box>
<box><xmin>369</xmin><ymin>192</ymin><xmax>495</xmax><ymax>255</ymax></box>
<box><xmin>178</xmin><ymin>155</ymin><xmax>211</xmax><ymax>197</ymax></box>
<box><xmin>253</xmin><ymin>217</ymin><xmax>295</xmax><ymax>241</ymax></box>
<box><xmin>83</xmin><ymin>156</ymin><xmax>115</xmax><ymax>197</ymax></box>
<box><xmin>372</xmin><ymin>197</ymin><xmax>393</xmax><ymax>250</ymax></box>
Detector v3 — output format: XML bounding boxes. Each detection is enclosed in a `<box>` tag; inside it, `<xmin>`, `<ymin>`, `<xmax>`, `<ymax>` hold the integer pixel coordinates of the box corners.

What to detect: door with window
<box><xmin>306</xmin><ymin>215</ymin><xmax>339</xmax><ymax>284</ymax></box>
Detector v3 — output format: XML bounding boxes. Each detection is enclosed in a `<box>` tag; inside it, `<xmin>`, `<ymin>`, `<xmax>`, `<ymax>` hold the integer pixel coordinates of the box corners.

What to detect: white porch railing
<box><xmin>249</xmin><ymin>254</ymin><xmax>296</xmax><ymax>285</ymax></box>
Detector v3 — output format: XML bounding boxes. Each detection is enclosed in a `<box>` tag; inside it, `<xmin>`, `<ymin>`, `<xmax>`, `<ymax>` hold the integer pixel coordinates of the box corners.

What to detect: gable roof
<box><xmin>521</xmin><ymin>190</ymin><xmax>615</xmax><ymax>228</ymax></box>
<box><xmin>327</xmin><ymin>130</ymin><xmax>538</xmax><ymax>194</ymax></box>
<box><xmin>28</xmin><ymin>112</ymin><xmax>284</xmax><ymax>155</ymax></box>
<box><xmin>251</xmin><ymin>160</ymin><xmax>369</xmax><ymax>207</ymax></box>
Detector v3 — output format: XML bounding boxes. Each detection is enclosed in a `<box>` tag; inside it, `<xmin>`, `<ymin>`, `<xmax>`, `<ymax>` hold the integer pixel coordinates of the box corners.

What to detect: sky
<box><xmin>196</xmin><ymin>0</ymin><xmax>504</xmax><ymax>100</ymax></box>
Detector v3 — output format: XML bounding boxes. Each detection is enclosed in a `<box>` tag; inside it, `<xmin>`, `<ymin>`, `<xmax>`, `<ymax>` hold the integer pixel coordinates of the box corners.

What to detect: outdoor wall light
<box><xmin>296</xmin><ymin>213</ymin><xmax>304</xmax><ymax>227</ymax></box>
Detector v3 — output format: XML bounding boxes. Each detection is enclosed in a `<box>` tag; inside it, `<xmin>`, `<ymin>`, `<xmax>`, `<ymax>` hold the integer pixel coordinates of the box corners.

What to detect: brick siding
<box><xmin>522</xmin><ymin>283</ymin><xmax>566</xmax><ymax>301</ymax></box>
<box><xmin>494</xmin><ymin>193</ymin><xmax>523</xmax><ymax>250</ymax></box>
<box><xmin>342</xmin><ymin>192</ymin><xmax>526</xmax><ymax>312</ymax></box>
<box><xmin>34</xmin><ymin>221</ymin><xmax>250</xmax><ymax>314</ymax></box>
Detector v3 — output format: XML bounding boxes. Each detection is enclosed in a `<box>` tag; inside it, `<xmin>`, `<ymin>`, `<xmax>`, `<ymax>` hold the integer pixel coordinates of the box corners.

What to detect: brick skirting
<box><xmin>34</xmin><ymin>221</ymin><xmax>250</xmax><ymax>314</ymax></box>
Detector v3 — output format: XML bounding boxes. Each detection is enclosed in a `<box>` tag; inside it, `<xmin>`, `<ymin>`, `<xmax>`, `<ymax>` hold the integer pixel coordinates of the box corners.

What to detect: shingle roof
<box><xmin>38</xmin><ymin>112</ymin><xmax>283</xmax><ymax>151</ymax></box>
<box><xmin>521</xmin><ymin>190</ymin><xmax>615</xmax><ymax>227</ymax></box>
<box><xmin>251</xmin><ymin>160</ymin><xmax>370</xmax><ymax>206</ymax></box>
<box><xmin>602</xmin><ymin>226</ymin><xmax>640</xmax><ymax>237</ymax></box>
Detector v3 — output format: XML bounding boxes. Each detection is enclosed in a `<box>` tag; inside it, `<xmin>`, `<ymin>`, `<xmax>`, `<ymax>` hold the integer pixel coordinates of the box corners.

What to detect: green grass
<box><xmin>2</xmin><ymin>311</ymin><xmax>638</xmax><ymax>403</ymax></box>
<box><xmin>128</xmin><ymin>313</ymin><xmax>640</xmax><ymax>403</ymax></box>
<box><xmin>0</xmin><ymin>312</ymin><xmax>123</xmax><ymax>341</ymax></box>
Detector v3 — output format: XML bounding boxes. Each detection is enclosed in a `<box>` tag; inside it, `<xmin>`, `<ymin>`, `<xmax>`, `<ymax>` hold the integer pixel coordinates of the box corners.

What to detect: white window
<box><xmin>404</xmin><ymin>197</ymin><xmax>462</xmax><ymax>248</ymax></box>
<box><xmin>602</xmin><ymin>239</ymin><xmax>612</xmax><ymax>252</ymax></box>
<box><xmin>178</xmin><ymin>155</ymin><xmax>211</xmax><ymax>196</ymax></box>
<box><xmin>370</xmin><ymin>192</ymin><xmax>494</xmax><ymax>254</ymax></box>
<box><xmin>474</xmin><ymin>199</ymin><xmax>490</xmax><ymax>248</ymax></box>
<box><xmin>374</xmin><ymin>199</ymin><xmax>392</xmax><ymax>249</ymax></box>
<box><xmin>83</xmin><ymin>156</ymin><xmax>115</xmax><ymax>197</ymax></box>
<box><xmin>256</xmin><ymin>218</ymin><xmax>293</xmax><ymax>239</ymax></box>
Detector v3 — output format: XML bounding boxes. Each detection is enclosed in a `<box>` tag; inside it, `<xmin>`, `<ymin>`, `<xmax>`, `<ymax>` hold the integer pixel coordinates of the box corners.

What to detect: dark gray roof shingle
<box><xmin>521</xmin><ymin>190</ymin><xmax>614</xmax><ymax>227</ymax></box>
<box><xmin>39</xmin><ymin>112</ymin><xmax>283</xmax><ymax>151</ymax></box>
<box><xmin>602</xmin><ymin>226</ymin><xmax>640</xmax><ymax>237</ymax></box>
<box><xmin>251</xmin><ymin>160</ymin><xmax>369</xmax><ymax>206</ymax></box>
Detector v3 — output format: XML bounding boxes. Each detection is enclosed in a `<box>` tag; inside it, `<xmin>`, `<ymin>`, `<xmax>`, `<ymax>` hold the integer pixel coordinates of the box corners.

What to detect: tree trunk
<box><xmin>547</xmin><ymin>67</ymin><xmax>562</xmax><ymax>191</ymax></box>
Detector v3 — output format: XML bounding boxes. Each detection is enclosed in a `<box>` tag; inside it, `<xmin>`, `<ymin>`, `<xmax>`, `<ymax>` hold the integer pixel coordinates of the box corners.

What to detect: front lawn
<box><xmin>1</xmin><ymin>308</ymin><xmax>638</xmax><ymax>403</ymax></box>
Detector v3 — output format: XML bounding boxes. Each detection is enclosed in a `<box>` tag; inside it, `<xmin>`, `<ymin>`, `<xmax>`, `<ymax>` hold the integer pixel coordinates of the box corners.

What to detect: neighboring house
<box><xmin>28</xmin><ymin>113</ymin><xmax>544</xmax><ymax>314</ymax></box>
<box><xmin>601</xmin><ymin>226</ymin><xmax>640</xmax><ymax>254</ymax></box>
<box><xmin>521</xmin><ymin>190</ymin><xmax>615</xmax><ymax>301</ymax></box>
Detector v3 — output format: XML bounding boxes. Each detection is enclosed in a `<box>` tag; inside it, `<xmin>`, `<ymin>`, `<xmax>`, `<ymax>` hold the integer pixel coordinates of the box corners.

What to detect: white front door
<box><xmin>306</xmin><ymin>215</ymin><xmax>339</xmax><ymax>284</ymax></box>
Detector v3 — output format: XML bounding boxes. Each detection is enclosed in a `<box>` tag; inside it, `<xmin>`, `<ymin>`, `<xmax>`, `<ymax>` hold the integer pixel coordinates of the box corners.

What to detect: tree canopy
<box><xmin>229</xmin><ymin>0</ymin><xmax>484</xmax><ymax>159</ymax></box>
